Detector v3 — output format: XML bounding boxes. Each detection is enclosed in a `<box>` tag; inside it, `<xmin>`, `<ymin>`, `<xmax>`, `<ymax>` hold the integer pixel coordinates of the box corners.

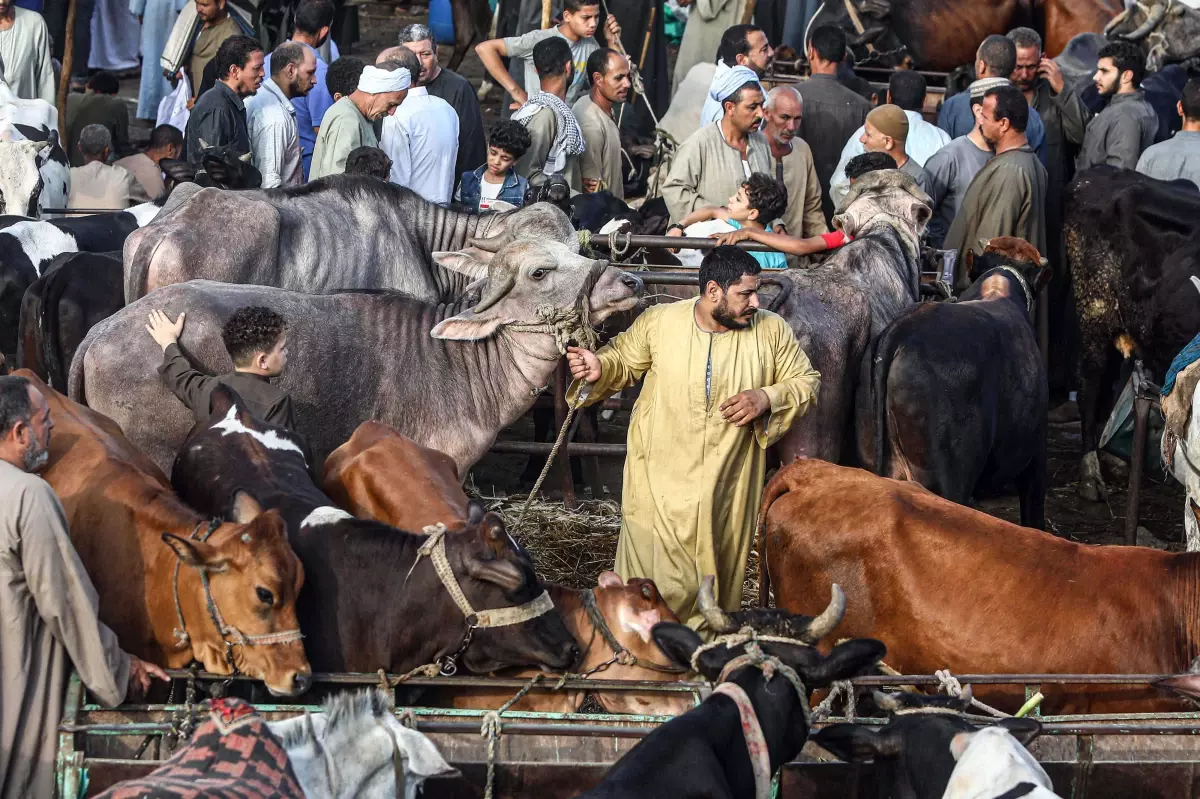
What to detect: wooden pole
<box><xmin>541</xmin><ymin>0</ymin><xmax>551</xmax><ymax>29</ymax></box>
<box><xmin>57</xmin><ymin>0</ymin><xmax>79</xmax><ymax>134</ymax></box>
<box><xmin>739</xmin><ymin>0</ymin><xmax>757</xmax><ymax>25</ymax></box>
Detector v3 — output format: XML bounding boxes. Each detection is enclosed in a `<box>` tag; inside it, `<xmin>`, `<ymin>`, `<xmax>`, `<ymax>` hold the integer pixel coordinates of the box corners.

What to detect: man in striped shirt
<box><xmin>246</xmin><ymin>41</ymin><xmax>317</xmax><ymax>188</ymax></box>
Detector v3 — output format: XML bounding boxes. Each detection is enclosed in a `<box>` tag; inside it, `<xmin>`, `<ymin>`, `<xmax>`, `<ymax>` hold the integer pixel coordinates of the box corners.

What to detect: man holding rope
<box><xmin>566</xmin><ymin>247</ymin><xmax>820</xmax><ymax>634</ymax></box>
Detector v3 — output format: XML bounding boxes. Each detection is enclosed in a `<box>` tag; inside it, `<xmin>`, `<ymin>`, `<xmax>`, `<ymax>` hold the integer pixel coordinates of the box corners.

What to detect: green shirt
<box><xmin>310</xmin><ymin>97</ymin><xmax>377</xmax><ymax>180</ymax></box>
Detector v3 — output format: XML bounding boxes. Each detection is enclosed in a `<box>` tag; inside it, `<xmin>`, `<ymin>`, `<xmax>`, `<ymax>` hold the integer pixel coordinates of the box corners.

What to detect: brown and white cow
<box><xmin>16</xmin><ymin>370</ymin><xmax>311</xmax><ymax>696</ymax></box>
<box><xmin>760</xmin><ymin>458</ymin><xmax>1200</xmax><ymax>714</ymax></box>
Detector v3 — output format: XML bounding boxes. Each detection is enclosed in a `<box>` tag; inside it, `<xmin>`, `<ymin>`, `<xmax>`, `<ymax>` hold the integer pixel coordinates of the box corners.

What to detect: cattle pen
<box><xmin>57</xmin><ymin>669</ymin><xmax>1200</xmax><ymax>798</ymax></box>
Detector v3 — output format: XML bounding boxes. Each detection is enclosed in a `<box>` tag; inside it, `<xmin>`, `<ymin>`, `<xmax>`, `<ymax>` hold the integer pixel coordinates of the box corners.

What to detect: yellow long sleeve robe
<box><xmin>572</xmin><ymin>299</ymin><xmax>820</xmax><ymax>630</ymax></box>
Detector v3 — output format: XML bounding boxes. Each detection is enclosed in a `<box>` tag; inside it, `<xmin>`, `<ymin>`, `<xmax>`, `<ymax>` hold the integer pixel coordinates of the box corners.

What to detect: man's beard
<box><xmin>713</xmin><ymin>299</ymin><xmax>755</xmax><ymax>330</ymax></box>
<box><xmin>980</xmin><ymin>125</ymin><xmax>998</xmax><ymax>152</ymax></box>
<box><xmin>1096</xmin><ymin>78</ymin><xmax>1117</xmax><ymax>97</ymax></box>
<box><xmin>23</xmin><ymin>432</ymin><xmax>49</xmax><ymax>472</ymax></box>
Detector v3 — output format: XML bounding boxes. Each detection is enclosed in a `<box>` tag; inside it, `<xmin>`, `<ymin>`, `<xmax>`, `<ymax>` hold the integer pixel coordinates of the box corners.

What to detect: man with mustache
<box><xmin>0</xmin><ymin>375</ymin><xmax>167</xmax><ymax>799</ymax></box>
<box><xmin>565</xmin><ymin>247</ymin><xmax>820</xmax><ymax>634</ymax></box>
<box><xmin>1078</xmin><ymin>40</ymin><xmax>1158</xmax><ymax>170</ymax></box>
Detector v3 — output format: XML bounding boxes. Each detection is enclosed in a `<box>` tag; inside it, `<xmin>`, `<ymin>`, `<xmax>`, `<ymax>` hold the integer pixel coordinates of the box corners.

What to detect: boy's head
<box><xmin>485</xmin><ymin>120</ymin><xmax>532</xmax><ymax>176</ymax></box>
<box><xmin>561</xmin><ymin>0</ymin><xmax>600</xmax><ymax>40</ymax></box>
<box><xmin>326</xmin><ymin>55</ymin><xmax>366</xmax><ymax>101</ymax></box>
<box><xmin>727</xmin><ymin>173</ymin><xmax>788</xmax><ymax>227</ymax></box>
<box><xmin>845</xmin><ymin>151</ymin><xmax>896</xmax><ymax>182</ymax></box>
<box><xmin>222</xmin><ymin>306</ymin><xmax>288</xmax><ymax>376</ymax></box>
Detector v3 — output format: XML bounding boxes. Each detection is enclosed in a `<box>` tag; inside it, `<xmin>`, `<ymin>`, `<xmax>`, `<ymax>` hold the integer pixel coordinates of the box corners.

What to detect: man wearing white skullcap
<box><xmin>311</xmin><ymin>60</ymin><xmax>410</xmax><ymax>179</ymax></box>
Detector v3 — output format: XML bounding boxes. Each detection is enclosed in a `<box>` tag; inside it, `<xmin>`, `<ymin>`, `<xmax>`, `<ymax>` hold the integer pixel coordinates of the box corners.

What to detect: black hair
<box><xmin>1098</xmin><ymin>40</ymin><xmax>1146</xmax><ymax>87</ymax></box>
<box><xmin>888</xmin><ymin>70</ymin><xmax>926</xmax><ymax>112</ymax></box>
<box><xmin>294</xmin><ymin>0</ymin><xmax>334</xmax><ymax>35</ymax></box>
<box><xmin>845</xmin><ymin>151</ymin><xmax>897</xmax><ymax>179</ymax></box>
<box><xmin>585</xmin><ymin>47</ymin><xmax>622</xmax><ymax>87</ymax></box>
<box><xmin>345</xmin><ymin>146</ymin><xmax>393</xmax><ymax>179</ymax></box>
<box><xmin>326</xmin><ymin>56</ymin><xmax>366</xmax><ymax>97</ymax></box>
<box><xmin>1184</xmin><ymin>77</ymin><xmax>1200</xmax><ymax>121</ymax></box>
<box><xmin>214</xmin><ymin>35</ymin><xmax>263</xmax><ymax>81</ymax></box>
<box><xmin>488</xmin><ymin>120</ymin><xmax>532</xmax><ymax>159</ymax></box>
<box><xmin>563</xmin><ymin>0</ymin><xmax>599</xmax><ymax>12</ymax></box>
<box><xmin>977</xmin><ymin>34</ymin><xmax>1016</xmax><ymax>77</ymax></box>
<box><xmin>87</xmin><ymin>71</ymin><xmax>120</xmax><ymax>94</ymax></box>
<box><xmin>723</xmin><ymin>80</ymin><xmax>763</xmax><ymax>110</ymax></box>
<box><xmin>221</xmin><ymin>307</ymin><xmax>287</xmax><ymax>367</ymax></box>
<box><xmin>533</xmin><ymin>36</ymin><xmax>572</xmax><ymax>79</ymax></box>
<box><xmin>742</xmin><ymin>172</ymin><xmax>788</xmax><ymax>225</ymax></box>
<box><xmin>809</xmin><ymin>25</ymin><xmax>847</xmax><ymax>64</ymax></box>
<box><xmin>984</xmin><ymin>84</ymin><xmax>1029</xmax><ymax>132</ymax></box>
<box><xmin>716</xmin><ymin>24</ymin><xmax>762</xmax><ymax>66</ymax></box>
<box><xmin>0</xmin><ymin>375</ymin><xmax>32</xmax><ymax>437</ymax></box>
<box><xmin>699</xmin><ymin>246</ymin><xmax>762</xmax><ymax>293</ymax></box>
<box><xmin>149</xmin><ymin>123</ymin><xmax>183</xmax><ymax>151</ymax></box>
<box><xmin>270</xmin><ymin>41</ymin><xmax>306</xmax><ymax>77</ymax></box>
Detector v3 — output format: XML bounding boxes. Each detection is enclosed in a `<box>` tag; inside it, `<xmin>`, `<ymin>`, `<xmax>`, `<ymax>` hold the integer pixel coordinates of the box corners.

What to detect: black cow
<box><xmin>1064</xmin><ymin>167</ymin><xmax>1200</xmax><ymax>501</ymax></box>
<box><xmin>170</xmin><ymin>388</ymin><xmax>578</xmax><ymax>675</ymax></box>
<box><xmin>576</xmin><ymin>577</ymin><xmax>885</xmax><ymax>799</ymax></box>
<box><xmin>813</xmin><ymin>691</ymin><xmax>1043</xmax><ymax>799</ymax></box>
<box><xmin>0</xmin><ymin>206</ymin><xmax>157</xmax><ymax>358</ymax></box>
<box><xmin>863</xmin><ymin>237</ymin><xmax>1051</xmax><ymax>528</ymax></box>
<box><xmin>17</xmin><ymin>251</ymin><xmax>123</xmax><ymax>390</ymax></box>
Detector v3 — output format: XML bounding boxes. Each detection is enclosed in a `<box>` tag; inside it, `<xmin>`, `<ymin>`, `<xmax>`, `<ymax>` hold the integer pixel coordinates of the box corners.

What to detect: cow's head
<box><xmin>454</xmin><ymin>200</ymin><xmax>579</xmax><ymax>264</ymax></box>
<box><xmin>1105</xmin><ymin>0</ymin><xmax>1200</xmax><ymax>71</ymax></box>
<box><xmin>584</xmin><ymin>572</ymin><xmax>694</xmax><ymax>715</ymax></box>
<box><xmin>964</xmin><ymin>237</ymin><xmax>1052</xmax><ymax>314</ymax></box>
<box><xmin>161</xmin><ymin>495</ymin><xmax>311</xmax><ymax>696</ymax></box>
<box><xmin>0</xmin><ymin>139</ymin><xmax>45</xmax><ymax>217</ymax></box>
<box><xmin>441</xmin><ymin>502</ymin><xmax>578</xmax><ymax>672</ymax></box>
<box><xmin>194</xmin><ymin>138</ymin><xmax>263</xmax><ymax>190</ymax></box>
<box><xmin>430</xmin><ymin>240</ymin><xmax>644</xmax><ymax>346</ymax></box>
<box><xmin>813</xmin><ymin>691</ymin><xmax>1043</xmax><ymax>799</ymax></box>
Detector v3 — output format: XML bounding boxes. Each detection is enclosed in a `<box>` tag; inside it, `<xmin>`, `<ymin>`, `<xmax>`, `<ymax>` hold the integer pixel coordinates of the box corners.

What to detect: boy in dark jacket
<box><xmin>455</xmin><ymin>120</ymin><xmax>532</xmax><ymax>211</ymax></box>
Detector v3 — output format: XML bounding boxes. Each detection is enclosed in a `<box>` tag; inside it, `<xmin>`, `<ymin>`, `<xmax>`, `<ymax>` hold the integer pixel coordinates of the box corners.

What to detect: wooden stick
<box><xmin>739</xmin><ymin>0</ymin><xmax>756</xmax><ymax>25</ymax></box>
<box><xmin>57</xmin><ymin>0</ymin><xmax>79</xmax><ymax>134</ymax></box>
<box><xmin>541</xmin><ymin>0</ymin><xmax>551</xmax><ymax>29</ymax></box>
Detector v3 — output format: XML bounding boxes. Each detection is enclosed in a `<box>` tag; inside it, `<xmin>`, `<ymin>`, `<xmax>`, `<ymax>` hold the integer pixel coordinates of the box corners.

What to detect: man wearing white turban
<box><xmin>311</xmin><ymin>61</ymin><xmax>410</xmax><ymax>179</ymax></box>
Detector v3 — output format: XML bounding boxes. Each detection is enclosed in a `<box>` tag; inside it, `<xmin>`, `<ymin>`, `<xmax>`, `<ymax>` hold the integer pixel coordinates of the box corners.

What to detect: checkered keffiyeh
<box><xmin>513</xmin><ymin>91</ymin><xmax>586</xmax><ymax>174</ymax></box>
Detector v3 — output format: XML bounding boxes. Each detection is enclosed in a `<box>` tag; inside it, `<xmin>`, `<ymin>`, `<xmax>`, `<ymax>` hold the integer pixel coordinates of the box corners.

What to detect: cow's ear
<box><xmin>232</xmin><ymin>491</ymin><xmax>264</xmax><ymax>523</ymax></box>
<box><xmin>463</xmin><ymin>541</ymin><xmax>526</xmax><ymax>592</ymax></box>
<box><xmin>804</xmin><ymin>639</ymin><xmax>887</xmax><ymax>688</ymax></box>
<box><xmin>162</xmin><ymin>533</ymin><xmax>230</xmax><ymax>572</ymax></box>
<box><xmin>812</xmin><ymin>724</ymin><xmax>901</xmax><ymax>762</ymax></box>
<box><xmin>430</xmin><ymin>310</ymin><xmax>508</xmax><ymax>341</ymax></box>
<box><xmin>433</xmin><ymin>251</ymin><xmax>490</xmax><ymax>279</ymax></box>
<box><xmin>949</xmin><ymin>730</ymin><xmax>975</xmax><ymax>760</ymax></box>
<box><xmin>597</xmin><ymin>570</ymin><xmax>623</xmax><ymax>589</ymax></box>
<box><xmin>994</xmin><ymin>717</ymin><xmax>1042</xmax><ymax>747</ymax></box>
<box><xmin>651</xmin><ymin>622</ymin><xmax>704</xmax><ymax>672</ymax></box>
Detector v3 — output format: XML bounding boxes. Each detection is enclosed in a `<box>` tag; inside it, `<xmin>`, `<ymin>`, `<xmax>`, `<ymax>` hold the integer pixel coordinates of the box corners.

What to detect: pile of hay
<box><xmin>476</xmin><ymin>490</ymin><xmax>762</xmax><ymax>608</ymax></box>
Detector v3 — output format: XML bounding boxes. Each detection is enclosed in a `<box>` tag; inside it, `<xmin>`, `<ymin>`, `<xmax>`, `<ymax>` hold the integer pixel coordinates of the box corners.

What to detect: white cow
<box><xmin>0</xmin><ymin>78</ymin><xmax>70</xmax><ymax>218</ymax></box>
<box><xmin>943</xmin><ymin>726</ymin><xmax>1062</xmax><ymax>799</ymax></box>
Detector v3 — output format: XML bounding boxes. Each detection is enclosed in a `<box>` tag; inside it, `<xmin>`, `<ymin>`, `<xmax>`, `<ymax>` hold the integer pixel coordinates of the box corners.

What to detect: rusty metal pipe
<box><xmin>593</xmin><ymin>234</ymin><xmax>780</xmax><ymax>252</ymax></box>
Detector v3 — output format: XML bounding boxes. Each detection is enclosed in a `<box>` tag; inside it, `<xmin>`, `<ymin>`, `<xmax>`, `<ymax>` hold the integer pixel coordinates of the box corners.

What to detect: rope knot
<box><xmin>480</xmin><ymin>711</ymin><xmax>502</xmax><ymax>741</ymax></box>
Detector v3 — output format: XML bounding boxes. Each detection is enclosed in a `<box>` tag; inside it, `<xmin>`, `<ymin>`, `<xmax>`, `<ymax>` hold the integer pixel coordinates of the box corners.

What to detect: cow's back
<box><xmin>321</xmin><ymin>421</ymin><xmax>468</xmax><ymax>531</ymax></box>
<box><xmin>761</xmin><ymin>459</ymin><xmax>1186</xmax><ymax>712</ymax></box>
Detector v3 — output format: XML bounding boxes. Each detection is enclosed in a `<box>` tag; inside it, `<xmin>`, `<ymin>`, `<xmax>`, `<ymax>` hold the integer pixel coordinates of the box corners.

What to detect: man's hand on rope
<box><xmin>720</xmin><ymin>389</ymin><xmax>770</xmax><ymax>427</ymax></box>
<box><xmin>567</xmin><ymin>346</ymin><xmax>602</xmax><ymax>383</ymax></box>
<box><xmin>128</xmin><ymin>655</ymin><xmax>170</xmax><ymax>698</ymax></box>
<box><xmin>605</xmin><ymin>14</ymin><xmax>622</xmax><ymax>44</ymax></box>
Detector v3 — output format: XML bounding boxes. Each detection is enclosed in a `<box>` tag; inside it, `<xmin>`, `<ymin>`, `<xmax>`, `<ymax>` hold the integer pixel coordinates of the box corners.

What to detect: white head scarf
<box><xmin>709</xmin><ymin>65</ymin><xmax>762</xmax><ymax>106</ymax></box>
<box><xmin>357</xmin><ymin>65</ymin><xmax>411</xmax><ymax>94</ymax></box>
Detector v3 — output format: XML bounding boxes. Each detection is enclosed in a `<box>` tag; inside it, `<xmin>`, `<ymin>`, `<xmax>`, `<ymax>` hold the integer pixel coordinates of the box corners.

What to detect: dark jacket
<box><xmin>795</xmin><ymin>73</ymin><xmax>871</xmax><ymax>222</ymax></box>
<box><xmin>159</xmin><ymin>343</ymin><xmax>296</xmax><ymax>430</ymax></box>
<box><xmin>457</xmin><ymin>166</ymin><xmax>528</xmax><ymax>210</ymax></box>
<box><xmin>184</xmin><ymin>81</ymin><xmax>251</xmax><ymax>166</ymax></box>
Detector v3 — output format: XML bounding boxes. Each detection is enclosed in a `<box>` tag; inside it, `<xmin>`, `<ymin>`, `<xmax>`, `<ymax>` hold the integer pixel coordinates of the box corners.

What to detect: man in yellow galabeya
<box><xmin>567</xmin><ymin>246</ymin><xmax>820</xmax><ymax>632</ymax></box>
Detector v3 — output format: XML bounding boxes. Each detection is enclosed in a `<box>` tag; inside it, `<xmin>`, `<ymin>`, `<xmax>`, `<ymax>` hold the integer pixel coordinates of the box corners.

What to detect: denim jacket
<box><xmin>457</xmin><ymin>166</ymin><xmax>528</xmax><ymax>210</ymax></box>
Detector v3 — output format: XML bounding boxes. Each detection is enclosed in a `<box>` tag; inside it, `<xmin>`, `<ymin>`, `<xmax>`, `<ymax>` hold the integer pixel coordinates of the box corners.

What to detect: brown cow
<box><xmin>760</xmin><ymin>458</ymin><xmax>1198</xmax><ymax>713</ymax></box>
<box><xmin>1042</xmin><ymin>0</ymin><xmax>1123</xmax><ymax>57</ymax></box>
<box><xmin>452</xmin><ymin>572</ymin><xmax>696</xmax><ymax>716</ymax></box>
<box><xmin>321</xmin><ymin>421</ymin><xmax>468</xmax><ymax>531</ymax></box>
<box><xmin>15</xmin><ymin>370</ymin><xmax>312</xmax><ymax>696</ymax></box>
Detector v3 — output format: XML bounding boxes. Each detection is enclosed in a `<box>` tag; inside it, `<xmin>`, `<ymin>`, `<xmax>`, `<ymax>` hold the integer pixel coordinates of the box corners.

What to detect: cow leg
<box><xmin>1016</xmin><ymin>450</ymin><xmax>1048</xmax><ymax>531</ymax></box>
<box><xmin>1077</xmin><ymin>353</ymin><xmax>1123</xmax><ymax>502</ymax></box>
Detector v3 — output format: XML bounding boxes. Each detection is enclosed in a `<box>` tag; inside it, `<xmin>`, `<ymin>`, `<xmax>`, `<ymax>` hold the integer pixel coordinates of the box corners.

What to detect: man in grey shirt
<box><xmin>1137</xmin><ymin>77</ymin><xmax>1200</xmax><ymax>189</ymax></box>
<box><xmin>1078</xmin><ymin>41</ymin><xmax>1158</xmax><ymax>170</ymax></box>
<box><xmin>924</xmin><ymin>91</ymin><xmax>993</xmax><ymax>246</ymax></box>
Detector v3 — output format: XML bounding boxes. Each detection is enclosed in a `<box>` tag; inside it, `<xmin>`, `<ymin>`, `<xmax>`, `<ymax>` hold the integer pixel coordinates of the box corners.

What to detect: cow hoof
<box><xmin>1079</xmin><ymin>451</ymin><xmax>1107</xmax><ymax>502</ymax></box>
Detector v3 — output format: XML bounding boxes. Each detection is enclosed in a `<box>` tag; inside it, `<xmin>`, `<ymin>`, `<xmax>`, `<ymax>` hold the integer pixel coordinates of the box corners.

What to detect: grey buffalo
<box><xmin>123</xmin><ymin>176</ymin><xmax>578</xmax><ymax>304</ymax></box>
<box><xmin>73</xmin><ymin>240</ymin><xmax>643</xmax><ymax>474</ymax></box>
<box><xmin>773</xmin><ymin>170</ymin><xmax>930</xmax><ymax>464</ymax></box>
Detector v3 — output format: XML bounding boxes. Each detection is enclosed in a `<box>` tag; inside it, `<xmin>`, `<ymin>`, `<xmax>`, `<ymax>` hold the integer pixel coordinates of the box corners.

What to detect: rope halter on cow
<box><xmin>405</xmin><ymin>523</ymin><xmax>555</xmax><ymax>676</ymax></box>
<box><xmin>984</xmin><ymin>264</ymin><xmax>1035</xmax><ymax>314</ymax></box>
<box><xmin>168</xmin><ymin>519</ymin><xmax>304</xmax><ymax>674</ymax></box>
<box><xmin>578</xmin><ymin>589</ymin><xmax>690</xmax><ymax>676</ymax></box>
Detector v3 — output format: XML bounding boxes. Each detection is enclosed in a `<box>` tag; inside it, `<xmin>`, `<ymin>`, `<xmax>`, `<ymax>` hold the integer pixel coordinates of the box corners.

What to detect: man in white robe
<box><xmin>0</xmin><ymin>0</ymin><xmax>56</xmax><ymax>103</ymax></box>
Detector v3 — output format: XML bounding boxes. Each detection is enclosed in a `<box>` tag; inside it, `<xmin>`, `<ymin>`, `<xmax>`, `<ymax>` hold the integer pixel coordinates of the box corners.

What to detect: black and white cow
<box><xmin>0</xmin><ymin>124</ymin><xmax>70</xmax><ymax>217</ymax></box>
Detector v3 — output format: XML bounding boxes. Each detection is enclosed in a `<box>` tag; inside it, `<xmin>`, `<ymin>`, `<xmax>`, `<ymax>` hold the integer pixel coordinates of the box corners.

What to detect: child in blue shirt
<box><xmin>665</xmin><ymin>173</ymin><xmax>790</xmax><ymax>269</ymax></box>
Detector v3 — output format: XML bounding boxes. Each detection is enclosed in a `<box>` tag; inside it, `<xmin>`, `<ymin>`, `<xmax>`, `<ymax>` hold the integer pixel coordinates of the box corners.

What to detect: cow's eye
<box><xmin>256</xmin><ymin>587</ymin><xmax>275</xmax><ymax>606</ymax></box>
<box><xmin>641</xmin><ymin>584</ymin><xmax>653</xmax><ymax>601</ymax></box>
<box><xmin>530</xmin><ymin>268</ymin><xmax>548</xmax><ymax>280</ymax></box>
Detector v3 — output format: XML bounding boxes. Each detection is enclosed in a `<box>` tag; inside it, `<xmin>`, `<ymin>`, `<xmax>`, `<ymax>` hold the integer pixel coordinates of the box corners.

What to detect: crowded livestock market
<box><xmin>3</xmin><ymin>0</ymin><xmax>1200</xmax><ymax>794</ymax></box>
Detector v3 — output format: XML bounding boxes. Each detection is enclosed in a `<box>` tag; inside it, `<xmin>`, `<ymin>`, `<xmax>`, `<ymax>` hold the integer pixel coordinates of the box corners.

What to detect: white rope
<box><xmin>811</xmin><ymin>679</ymin><xmax>856</xmax><ymax>721</ymax></box>
<box><xmin>935</xmin><ymin>669</ymin><xmax>1010</xmax><ymax>718</ymax></box>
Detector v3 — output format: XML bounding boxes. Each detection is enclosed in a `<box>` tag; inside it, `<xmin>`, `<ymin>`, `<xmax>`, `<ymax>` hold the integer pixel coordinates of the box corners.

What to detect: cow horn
<box><xmin>467</xmin><ymin>229</ymin><xmax>516</xmax><ymax>254</ymax></box>
<box><xmin>472</xmin><ymin>261</ymin><xmax>517</xmax><ymax>313</ymax></box>
<box><xmin>239</xmin><ymin>151</ymin><xmax>253</xmax><ymax>163</ymax></box>
<box><xmin>697</xmin><ymin>574</ymin><xmax>736</xmax><ymax>634</ymax></box>
<box><xmin>1121</xmin><ymin>1</ymin><xmax>1166</xmax><ymax>40</ymax></box>
<box><xmin>873</xmin><ymin>691</ymin><xmax>905</xmax><ymax>713</ymax></box>
<box><xmin>801</xmin><ymin>584</ymin><xmax>847</xmax><ymax>644</ymax></box>
<box><xmin>1104</xmin><ymin>6</ymin><xmax>1130</xmax><ymax>34</ymax></box>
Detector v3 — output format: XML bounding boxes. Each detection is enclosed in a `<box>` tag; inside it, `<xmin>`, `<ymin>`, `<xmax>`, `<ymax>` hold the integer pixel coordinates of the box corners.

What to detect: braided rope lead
<box><xmin>481</xmin><ymin>674</ymin><xmax>545</xmax><ymax>799</ymax></box>
<box><xmin>935</xmin><ymin>669</ymin><xmax>1010</xmax><ymax>718</ymax></box>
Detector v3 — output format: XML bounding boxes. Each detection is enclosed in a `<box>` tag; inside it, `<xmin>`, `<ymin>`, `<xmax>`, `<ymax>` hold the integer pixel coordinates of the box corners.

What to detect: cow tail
<box><xmin>872</xmin><ymin>324</ymin><xmax>902</xmax><ymax>478</ymax></box>
<box><xmin>42</xmin><ymin>267</ymin><xmax>67</xmax><ymax>391</ymax></box>
<box><xmin>756</xmin><ymin>469</ymin><xmax>798</xmax><ymax>609</ymax></box>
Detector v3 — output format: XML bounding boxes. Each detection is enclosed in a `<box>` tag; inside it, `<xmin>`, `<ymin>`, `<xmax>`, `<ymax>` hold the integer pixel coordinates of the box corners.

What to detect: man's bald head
<box><xmin>764</xmin><ymin>86</ymin><xmax>803</xmax><ymax>146</ymax></box>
